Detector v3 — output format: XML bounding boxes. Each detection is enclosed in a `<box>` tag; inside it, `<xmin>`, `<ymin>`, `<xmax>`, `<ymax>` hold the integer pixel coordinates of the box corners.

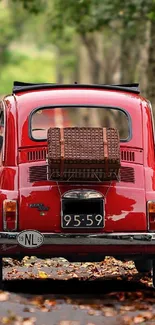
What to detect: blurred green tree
<box><xmin>0</xmin><ymin>1</ymin><xmax>16</xmax><ymax>69</ymax></box>
<box><xmin>18</xmin><ymin>0</ymin><xmax>155</xmax><ymax>99</ymax></box>
<box><xmin>0</xmin><ymin>0</ymin><xmax>30</xmax><ymax>71</ymax></box>
<box><xmin>14</xmin><ymin>0</ymin><xmax>150</xmax><ymax>84</ymax></box>
<box><xmin>1</xmin><ymin>0</ymin><xmax>155</xmax><ymax>104</ymax></box>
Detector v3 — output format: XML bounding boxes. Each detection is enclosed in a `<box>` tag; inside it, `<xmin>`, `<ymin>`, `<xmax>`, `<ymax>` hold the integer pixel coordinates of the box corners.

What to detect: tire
<box><xmin>134</xmin><ymin>259</ymin><xmax>152</xmax><ymax>273</ymax></box>
<box><xmin>67</xmin><ymin>254</ymin><xmax>105</xmax><ymax>262</ymax></box>
<box><xmin>153</xmin><ymin>260</ymin><xmax>155</xmax><ymax>287</ymax></box>
<box><xmin>0</xmin><ymin>258</ymin><xmax>3</xmax><ymax>289</ymax></box>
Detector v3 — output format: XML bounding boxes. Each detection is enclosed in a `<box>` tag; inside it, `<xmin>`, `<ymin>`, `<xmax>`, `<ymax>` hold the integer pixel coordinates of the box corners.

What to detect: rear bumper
<box><xmin>0</xmin><ymin>232</ymin><xmax>155</xmax><ymax>246</ymax></box>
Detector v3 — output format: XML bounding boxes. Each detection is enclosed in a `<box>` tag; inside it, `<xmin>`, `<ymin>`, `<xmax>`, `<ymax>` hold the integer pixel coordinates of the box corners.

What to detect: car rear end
<box><xmin>1</xmin><ymin>83</ymin><xmax>155</xmax><ymax>263</ymax></box>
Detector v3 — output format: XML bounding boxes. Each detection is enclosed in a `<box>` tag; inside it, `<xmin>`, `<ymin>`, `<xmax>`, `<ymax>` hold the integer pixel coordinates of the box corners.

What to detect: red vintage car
<box><xmin>0</xmin><ymin>81</ymin><xmax>155</xmax><ymax>286</ymax></box>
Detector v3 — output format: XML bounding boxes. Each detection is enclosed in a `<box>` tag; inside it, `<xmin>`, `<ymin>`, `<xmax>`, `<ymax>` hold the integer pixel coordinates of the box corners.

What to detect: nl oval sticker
<box><xmin>17</xmin><ymin>230</ymin><xmax>44</xmax><ymax>248</ymax></box>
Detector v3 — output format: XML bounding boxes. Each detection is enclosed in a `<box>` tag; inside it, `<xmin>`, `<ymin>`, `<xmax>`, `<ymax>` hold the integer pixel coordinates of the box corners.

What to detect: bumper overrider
<box><xmin>0</xmin><ymin>232</ymin><xmax>155</xmax><ymax>246</ymax></box>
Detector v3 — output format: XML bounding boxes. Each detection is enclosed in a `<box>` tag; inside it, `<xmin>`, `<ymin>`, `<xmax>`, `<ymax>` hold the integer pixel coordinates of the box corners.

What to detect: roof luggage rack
<box><xmin>12</xmin><ymin>81</ymin><xmax>140</xmax><ymax>94</ymax></box>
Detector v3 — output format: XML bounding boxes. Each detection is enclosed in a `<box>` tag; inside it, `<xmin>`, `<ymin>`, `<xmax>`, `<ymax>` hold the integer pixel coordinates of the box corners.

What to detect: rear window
<box><xmin>30</xmin><ymin>106</ymin><xmax>130</xmax><ymax>141</ymax></box>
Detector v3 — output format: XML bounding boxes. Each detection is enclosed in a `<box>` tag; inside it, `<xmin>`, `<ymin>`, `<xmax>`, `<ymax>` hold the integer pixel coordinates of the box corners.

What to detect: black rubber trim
<box><xmin>13</xmin><ymin>81</ymin><xmax>140</xmax><ymax>94</ymax></box>
<box><xmin>28</xmin><ymin>104</ymin><xmax>132</xmax><ymax>143</ymax></box>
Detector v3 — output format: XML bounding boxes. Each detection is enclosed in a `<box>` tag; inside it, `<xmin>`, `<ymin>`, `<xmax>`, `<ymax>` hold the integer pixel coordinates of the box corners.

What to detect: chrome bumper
<box><xmin>0</xmin><ymin>232</ymin><xmax>155</xmax><ymax>246</ymax></box>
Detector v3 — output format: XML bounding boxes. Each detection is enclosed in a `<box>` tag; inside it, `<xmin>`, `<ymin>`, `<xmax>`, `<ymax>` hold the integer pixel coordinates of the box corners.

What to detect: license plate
<box><xmin>62</xmin><ymin>198</ymin><xmax>104</xmax><ymax>228</ymax></box>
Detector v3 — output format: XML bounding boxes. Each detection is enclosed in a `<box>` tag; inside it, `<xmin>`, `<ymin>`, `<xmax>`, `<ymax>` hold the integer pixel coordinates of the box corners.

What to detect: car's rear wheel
<box><xmin>0</xmin><ymin>258</ymin><xmax>3</xmax><ymax>288</ymax></box>
<box><xmin>66</xmin><ymin>254</ymin><xmax>105</xmax><ymax>262</ymax></box>
<box><xmin>153</xmin><ymin>260</ymin><xmax>155</xmax><ymax>287</ymax></box>
<box><xmin>134</xmin><ymin>259</ymin><xmax>152</xmax><ymax>273</ymax></box>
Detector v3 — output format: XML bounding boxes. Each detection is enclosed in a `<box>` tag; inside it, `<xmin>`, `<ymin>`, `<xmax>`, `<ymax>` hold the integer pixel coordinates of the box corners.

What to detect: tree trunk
<box><xmin>102</xmin><ymin>29</ymin><xmax>120</xmax><ymax>84</ymax></box>
<box><xmin>120</xmin><ymin>23</ymin><xmax>141</xmax><ymax>84</ymax></box>
<box><xmin>78</xmin><ymin>37</ymin><xmax>92</xmax><ymax>83</ymax></box>
<box><xmin>120</xmin><ymin>35</ymin><xmax>137</xmax><ymax>84</ymax></box>
<box><xmin>77</xmin><ymin>32</ymin><xmax>104</xmax><ymax>126</ymax></box>
<box><xmin>137</xmin><ymin>21</ymin><xmax>150</xmax><ymax>97</ymax></box>
<box><xmin>55</xmin><ymin>47</ymin><xmax>64</xmax><ymax>83</ymax></box>
<box><xmin>80</xmin><ymin>32</ymin><xmax>104</xmax><ymax>84</ymax></box>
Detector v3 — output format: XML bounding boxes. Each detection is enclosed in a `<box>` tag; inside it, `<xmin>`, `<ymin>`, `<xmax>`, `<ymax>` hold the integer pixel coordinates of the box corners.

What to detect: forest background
<box><xmin>1</xmin><ymin>0</ymin><xmax>155</xmax><ymax>110</ymax></box>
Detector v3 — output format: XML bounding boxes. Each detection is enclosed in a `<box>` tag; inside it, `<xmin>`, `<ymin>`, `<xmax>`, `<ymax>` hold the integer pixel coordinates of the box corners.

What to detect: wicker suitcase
<box><xmin>47</xmin><ymin>127</ymin><xmax>120</xmax><ymax>181</ymax></box>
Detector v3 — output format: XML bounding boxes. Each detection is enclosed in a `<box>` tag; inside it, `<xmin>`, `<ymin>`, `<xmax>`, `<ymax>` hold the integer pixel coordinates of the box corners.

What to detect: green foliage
<box><xmin>0</xmin><ymin>2</ymin><xmax>16</xmax><ymax>63</ymax></box>
<box><xmin>0</xmin><ymin>50</ymin><xmax>56</xmax><ymax>94</ymax></box>
<box><xmin>0</xmin><ymin>0</ymin><xmax>78</xmax><ymax>94</ymax></box>
<box><xmin>0</xmin><ymin>0</ymin><xmax>33</xmax><ymax>66</ymax></box>
<box><xmin>12</xmin><ymin>0</ymin><xmax>46</xmax><ymax>14</ymax></box>
<box><xmin>15</xmin><ymin>0</ymin><xmax>155</xmax><ymax>32</ymax></box>
<box><xmin>0</xmin><ymin>0</ymin><xmax>155</xmax><ymax>94</ymax></box>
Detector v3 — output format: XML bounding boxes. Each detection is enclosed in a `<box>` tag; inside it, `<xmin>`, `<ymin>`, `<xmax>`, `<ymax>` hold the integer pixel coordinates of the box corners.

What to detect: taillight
<box><xmin>3</xmin><ymin>200</ymin><xmax>17</xmax><ymax>231</ymax></box>
<box><xmin>147</xmin><ymin>201</ymin><xmax>155</xmax><ymax>230</ymax></box>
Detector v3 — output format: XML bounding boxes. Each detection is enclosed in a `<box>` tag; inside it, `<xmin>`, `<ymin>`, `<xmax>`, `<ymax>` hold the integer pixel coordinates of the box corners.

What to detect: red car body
<box><xmin>0</xmin><ymin>82</ymin><xmax>155</xmax><ymax>285</ymax></box>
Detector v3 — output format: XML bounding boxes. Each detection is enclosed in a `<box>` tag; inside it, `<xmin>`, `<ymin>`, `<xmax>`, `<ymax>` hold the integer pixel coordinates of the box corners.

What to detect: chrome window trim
<box><xmin>148</xmin><ymin>101</ymin><xmax>155</xmax><ymax>146</ymax></box>
<box><xmin>29</xmin><ymin>105</ymin><xmax>132</xmax><ymax>143</ymax></box>
<box><xmin>0</xmin><ymin>100</ymin><xmax>6</xmax><ymax>164</ymax></box>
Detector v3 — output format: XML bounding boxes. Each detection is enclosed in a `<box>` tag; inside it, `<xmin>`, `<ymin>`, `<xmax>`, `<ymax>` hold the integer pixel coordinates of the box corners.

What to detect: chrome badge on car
<box><xmin>17</xmin><ymin>230</ymin><xmax>44</xmax><ymax>248</ymax></box>
<box><xmin>29</xmin><ymin>203</ymin><xmax>49</xmax><ymax>211</ymax></box>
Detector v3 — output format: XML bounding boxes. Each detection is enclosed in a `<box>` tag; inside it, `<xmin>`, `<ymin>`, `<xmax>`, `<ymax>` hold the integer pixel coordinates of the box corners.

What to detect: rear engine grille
<box><xmin>120</xmin><ymin>167</ymin><xmax>135</xmax><ymax>183</ymax></box>
<box><xmin>29</xmin><ymin>165</ymin><xmax>135</xmax><ymax>183</ymax></box>
<box><xmin>29</xmin><ymin>165</ymin><xmax>47</xmax><ymax>182</ymax></box>
<box><xmin>27</xmin><ymin>149</ymin><xmax>47</xmax><ymax>162</ymax></box>
<box><xmin>121</xmin><ymin>150</ymin><xmax>135</xmax><ymax>162</ymax></box>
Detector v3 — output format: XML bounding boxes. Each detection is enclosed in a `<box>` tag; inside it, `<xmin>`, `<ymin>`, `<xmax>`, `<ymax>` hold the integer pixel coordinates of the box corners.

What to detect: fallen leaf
<box><xmin>0</xmin><ymin>292</ymin><xmax>9</xmax><ymax>301</ymax></box>
<box><xmin>82</xmin><ymin>263</ymin><xmax>94</xmax><ymax>268</ymax></box>
<box><xmin>58</xmin><ymin>321</ymin><xmax>79</xmax><ymax>325</ymax></box>
<box><xmin>102</xmin><ymin>307</ymin><xmax>117</xmax><ymax>316</ymax></box>
<box><xmin>45</xmin><ymin>299</ymin><xmax>56</xmax><ymax>306</ymax></box>
<box><xmin>31</xmin><ymin>296</ymin><xmax>44</xmax><ymax>306</ymax></box>
<box><xmin>1</xmin><ymin>317</ymin><xmax>12</xmax><ymax>324</ymax></box>
<box><xmin>38</xmin><ymin>271</ymin><xmax>48</xmax><ymax>279</ymax></box>
<box><xmin>79</xmin><ymin>305</ymin><xmax>87</xmax><ymax>310</ymax></box>
<box><xmin>142</xmin><ymin>311</ymin><xmax>154</xmax><ymax>320</ymax></box>
<box><xmin>57</xmin><ymin>271</ymin><xmax>64</xmax><ymax>275</ymax></box>
<box><xmin>122</xmin><ymin>315</ymin><xmax>133</xmax><ymax>325</ymax></box>
<box><xmin>133</xmin><ymin>316</ymin><xmax>145</xmax><ymax>324</ymax></box>
<box><xmin>23</xmin><ymin>308</ymin><xmax>35</xmax><ymax>313</ymax></box>
<box><xmin>120</xmin><ymin>305</ymin><xmax>135</xmax><ymax>312</ymax></box>
<box><xmin>87</xmin><ymin>310</ymin><xmax>96</xmax><ymax>316</ymax></box>
<box><xmin>40</xmin><ymin>307</ymin><xmax>49</xmax><ymax>312</ymax></box>
<box><xmin>72</xmin><ymin>273</ymin><xmax>78</xmax><ymax>278</ymax></box>
<box><xmin>22</xmin><ymin>317</ymin><xmax>36</xmax><ymax>325</ymax></box>
<box><xmin>1</xmin><ymin>312</ymin><xmax>17</xmax><ymax>324</ymax></box>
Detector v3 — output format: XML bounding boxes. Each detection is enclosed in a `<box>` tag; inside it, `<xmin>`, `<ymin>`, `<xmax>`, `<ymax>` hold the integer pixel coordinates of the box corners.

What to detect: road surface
<box><xmin>0</xmin><ymin>257</ymin><xmax>155</xmax><ymax>325</ymax></box>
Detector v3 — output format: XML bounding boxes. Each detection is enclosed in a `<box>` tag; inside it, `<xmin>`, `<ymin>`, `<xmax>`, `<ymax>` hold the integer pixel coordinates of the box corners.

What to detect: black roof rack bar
<box><xmin>12</xmin><ymin>81</ymin><xmax>140</xmax><ymax>94</ymax></box>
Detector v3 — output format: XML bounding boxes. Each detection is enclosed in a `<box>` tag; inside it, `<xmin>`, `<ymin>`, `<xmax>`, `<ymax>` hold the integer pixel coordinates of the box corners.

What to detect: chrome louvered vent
<box><xmin>29</xmin><ymin>165</ymin><xmax>135</xmax><ymax>183</ymax></box>
<box><xmin>27</xmin><ymin>149</ymin><xmax>47</xmax><ymax>162</ymax></box>
<box><xmin>121</xmin><ymin>150</ymin><xmax>135</xmax><ymax>162</ymax></box>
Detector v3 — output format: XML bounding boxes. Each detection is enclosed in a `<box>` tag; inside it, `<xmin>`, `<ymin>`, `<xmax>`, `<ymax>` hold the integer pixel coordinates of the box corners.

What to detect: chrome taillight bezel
<box><xmin>147</xmin><ymin>200</ymin><xmax>155</xmax><ymax>231</ymax></box>
<box><xmin>3</xmin><ymin>199</ymin><xmax>18</xmax><ymax>231</ymax></box>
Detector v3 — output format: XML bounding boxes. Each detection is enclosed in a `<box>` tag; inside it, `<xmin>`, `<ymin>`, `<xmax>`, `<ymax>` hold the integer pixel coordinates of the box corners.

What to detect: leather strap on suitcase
<box><xmin>103</xmin><ymin>128</ymin><xmax>108</xmax><ymax>172</ymax></box>
<box><xmin>60</xmin><ymin>128</ymin><xmax>65</xmax><ymax>177</ymax></box>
